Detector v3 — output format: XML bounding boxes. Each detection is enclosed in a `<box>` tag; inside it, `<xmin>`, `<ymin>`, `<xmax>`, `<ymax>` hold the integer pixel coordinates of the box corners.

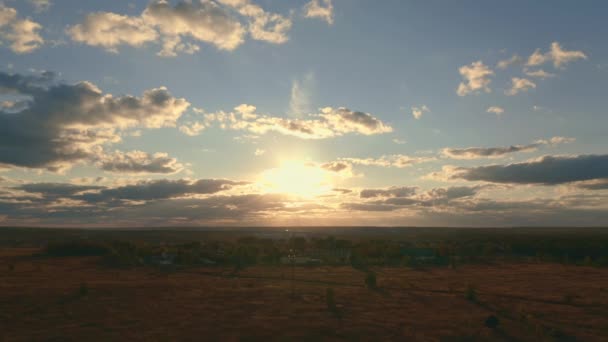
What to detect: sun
<box><xmin>258</xmin><ymin>160</ymin><xmax>333</xmax><ymax>197</ymax></box>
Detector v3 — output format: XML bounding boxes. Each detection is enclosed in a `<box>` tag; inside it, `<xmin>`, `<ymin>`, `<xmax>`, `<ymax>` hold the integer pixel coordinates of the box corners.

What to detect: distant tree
<box><xmin>326</xmin><ymin>288</ymin><xmax>336</xmax><ymax>312</ymax></box>
<box><xmin>365</xmin><ymin>272</ymin><xmax>377</xmax><ymax>289</ymax></box>
<box><xmin>485</xmin><ymin>315</ymin><xmax>499</xmax><ymax>329</ymax></box>
<box><xmin>465</xmin><ymin>284</ymin><xmax>477</xmax><ymax>302</ymax></box>
<box><xmin>79</xmin><ymin>282</ymin><xmax>89</xmax><ymax>297</ymax></box>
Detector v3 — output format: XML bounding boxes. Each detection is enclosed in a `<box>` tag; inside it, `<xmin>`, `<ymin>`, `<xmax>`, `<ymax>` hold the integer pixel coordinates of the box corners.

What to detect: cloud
<box><xmin>450</xmin><ymin>154</ymin><xmax>608</xmax><ymax>185</ymax></box>
<box><xmin>29</xmin><ymin>0</ymin><xmax>52</xmax><ymax>12</ymax></box>
<box><xmin>205</xmin><ymin>105</ymin><xmax>392</xmax><ymax>139</ymax></box>
<box><xmin>524</xmin><ymin>69</ymin><xmax>556</xmax><ymax>79</ymax></box>
<box><xmin>505</xmin><ymin>77</ymin><xmax>536</xmax><ymax>96</ymax></box>
<box><xmin>0</xmin><ymin>71</ymin><xmax>189</xmax><ymax>171</ymax></box>
<box><xmin>219</xmin><ymin>0</ymin><xmax>292</xmax><ymax>44</ymax></box>
<box><xmin>289</xmin><ymin>72</ymin><xmax>315</xmax><ymax>116</ymax></box>
<box><xmin>69</xmin><ymin>0</ymin><xmax>292</xmax><ymax>57</ymax></box>
<box><xmin>393</xmin><ymin>138</ymin><xmax>406</xmax><ymax>145</ymax></box>
<box><xmin>343</xmin><ymin>185</ymin><xmax>486</xmax><ymax>211</ymax></box>
<box><xmin>486</xmin><ymin>106</ymin><xmax>504</xmax><ymax>115</ymax></box>
<box><xmin>320</xmin><ymin>161</ymin><xmax>353</xmax><ymax>174</ymax></box>
<box><xmin>96</xmin><ymin>150</ymin><xmax>184</xmax><ymax>174</ymax></box>
<box><xmin>575</xmin><ymin>179</ymin><xmax>608</xmax><ymax>191</ymax></box>
<box><xmin>341</xmin><ymin>154</ymin><xmax>435</xmax><ymax>168</ymax></box>
<box><xmin>75</xmin><ymin>178</ymin><xmax>247</xmax><ymax>203</ymax></box>
<box><xmin>411</xmin><ymin>105</ymin><xmax>429</xmax><ymax>120</ymax></box>
<box><xmin>15</xmin><ymin>182</ymin><xmax>103</xmax><ymax>198</ymax></box>
<box><xmin>535</xmin><ymin>136</ymin><xmax>575</xmax><ymax>146</ymax></box>
<box><xmin>496</xmin><ymin>54</ymin><xmax>522</xmax><ymax>69</ymax></box>
<box><xmin>457</xmin><ymin>61</ymin><xmax>494</xmax><ymax>96</ymax></box>
<box><xmin>442</xmin><ymin>137</ymin><xmax>573</xmax><ymax>160</ymax></box>
<box><xmin>303</xmin><ymin>0</ymin><xmax>334</xmax><ymax>25</ymax></box>
<box><xmin>68</xmin><ymin>12</ymin><xmax>159</xmax><ymax>53</ymax></box>
<box><xmin>254</xmin><ymin>148</ymin><xmax>265</xmax><ymax>156</ymax></box>
<box><xmin>526</xmin><ymin>42</ymin><xmax>587</xmax><ymax>69</ymax></box>
<box><xmin>442</xmin><ymin>144</ymin><xmax>538</xmax><ymax>159</ymax></box>
<box><xmin>179</xmin><ymin>121</ymin><xmax>206</xmax><ymax>136</ymax></box>
<box><xmin>1</xmin><ymin>178</ymin><xmax>306</xmax><ymax>226</ymax></box>
<box><xmin>0</xmin><ymin>4</ymin><xmax>44</xmax><ymax>53</ymax></box>
<box><xmin>360</xmin><ymin>186</ymin><xmax>417</xmax><ymax>199</ymax></box>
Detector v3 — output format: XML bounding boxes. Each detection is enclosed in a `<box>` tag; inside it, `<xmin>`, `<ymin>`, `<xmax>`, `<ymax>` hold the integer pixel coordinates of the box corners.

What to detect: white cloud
<box><xmin>496</xmin><ymin>54</ymin><xmax>522</xmax><ymax>69</ymax></box>
<box><xmin>411</xmin><ymin>105</ymin><xmax>430</xmax><ymax>119</ymax></box>
<box><xmin>219</xmin><ymin>0</ymin><xmax>292</xmax><ymax>44</ymax></box>
<box><xmin>524</xmin><ymin>68</ymin><xmax>556</xmax><ymax>79</ymax></box>
<box><xmin>457</xmin><ymin>61</ymin><xmax>494</xmax><ymax>96</ymax></box>
<box><xmin>204</xmin><ymin>105</ymin><xmax>392</xmax><ymax>139</ymax></box>
<box><xmin>393</xmin><ymin>138</ymin><xmax>406</xmax><ymax>145</ymax></box>
<box><xmin>486</xmin><ymin>106</ymin><xmax>504</xmax><ymax>115</ymax></box>
<box><xmin>254</xmin><ymin>148</ymin><xmax>265</xmax><ymax>156</ymax></box>
<box><xmin>303</xmin><ymin>0</ymin><xmax>334</xmax><ymax>25</ymax></box>
<box><xmin>289</xmin><ymin>72</ymin><xmax>315</xmax><ymax>116</ymax></box>
<box><xmin>179</xmin><ymin>121</ymin><xmax>206</xmax><ymax>136</ymax></box>
<box><xmin>0</xmin><ymin>5</ymin><xmax>44</xmax><ymax>53</ymax></box>
<box><xmin>340</xmin><ymin>154</ymin><xmax>435</xmax><ymax>168</ymax></box>
<box><xmin>69</xmin><ymin>0</ymin><xmax>292</xmax><ymax>57</ymax></box>
<box><xmin>505</xmin><ymin>77</ymin><xmax>536</xmax><ymax>96</ymax></box>
<box><xmin>526</xmin><ymin>42</ymin><xmax>587</xmax><ymax>69</ymax></box>
<box><xmin>68</xmin><ymin>12</ymin><xmax>159</xmax><ymax>53</ymax></box>
<box><xmin>29</xmin><ymin>0</ymin><xmax>51</xmax><ymax>12</ymax></box>
<box><xmin>96</xmin><ymin>150</ymin><xmax>184</xmax><ymax>174</ymax></box>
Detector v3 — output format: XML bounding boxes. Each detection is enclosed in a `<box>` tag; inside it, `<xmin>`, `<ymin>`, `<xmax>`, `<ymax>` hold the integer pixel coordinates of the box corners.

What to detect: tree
<box><xmin>365</xmin><ymin>272</ymin><xmax>377</xmax><ymax>289</ymax></box>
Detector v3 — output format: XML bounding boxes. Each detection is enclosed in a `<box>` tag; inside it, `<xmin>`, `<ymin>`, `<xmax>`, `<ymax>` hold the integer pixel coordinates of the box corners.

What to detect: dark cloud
<box><xmin>15</xmin><ymin>182</ymin><xmax>103</xmax><ymax>197</ymax></box>
<box><xmin>97</xmin><ymin>150</ymin><xmax>184</xmax><ymax>174</ymax></box>
<box><xmin>452</xmin><ymin>154</ymin><xmax>608</xmax><ymax>185</ymax></box>
<box><xmin>332</xmin><ymin>188</ymin><xmax>352</xmax><ymax>194</ymax></box>
<box><xmin>321</xmin><ymin>161</ymin><xmax>351</xmax><ymax>173</ymax></box>
<box><xmin>442</xmin><ymin>144</ymin><xmax>538</xmax><ymax>159</ymax></box>
<box><xmin>346</xmin><ymin>186</ymin><xmax>486</xmax><ymax>211</ymax></box>
<box><xmin>360</xmin><ymin>186</ymin><xmax>417</xmax><ymax>198</ymax></box>
<box><xmin>0</xmin><ymin>71</ymin><xmax>189</xmax><ymax>171</ymax></box>
<box><xmin>74</xmin><ymin>179</ymin><xmax>248</xmax><ymax>204</ymax></box>
<box><xmin>575</xmin><ymin>179</ymin><xmax>608</xmax><ymax>190</ymax></box>
<box><xmin>442</xmin><ymin>137</ymin><xmax>573</xmax><ymax>159</ymax></box>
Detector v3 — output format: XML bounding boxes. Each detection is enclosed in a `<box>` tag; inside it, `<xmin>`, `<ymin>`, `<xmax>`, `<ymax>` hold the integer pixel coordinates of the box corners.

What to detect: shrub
<box><xmin>45</xmin><ymin>240</ymin><xmax>110</xmax><ymax>257</ymax></box>
<box><xmin>79</xmin><ymin>282</ymin><xmax>89</xmax><ymax>297</ymax></box>
<box><xmin>465</xmin><ymin>284</ymin><xmax>477</xmax><ymax>302</ymax></box>
<box><xmin>326</xmin><ymin>288</ymin><xmax>336</xmax><ymax>311</ymax></box>
<box><xmin>8</xmin><ymin>263</ymin><xmax>14</xmax><ymax>271</ymax></box>
<box><xmin>485</xmin><ymin>315</ymin><xmax>499</xmax><ymax>329</ymax></box>
<box><xmin>365</xmin><ymin>272</ymin><xmax>377</xmax><ymax>289</ymax></box>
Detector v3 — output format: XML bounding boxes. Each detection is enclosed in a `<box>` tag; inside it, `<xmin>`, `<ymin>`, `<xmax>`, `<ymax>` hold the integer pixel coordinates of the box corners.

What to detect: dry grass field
<box><xmin>1</xmin><ymin>248</ymin><xmax>608</xmax><ymax>341</ymax></box>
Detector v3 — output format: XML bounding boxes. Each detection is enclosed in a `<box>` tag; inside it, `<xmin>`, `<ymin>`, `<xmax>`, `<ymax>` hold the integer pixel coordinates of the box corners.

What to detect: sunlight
<box><xmin>258</xmin><ymin>160</ymin><xmax>333</xmax><ymax>197</ymax></box>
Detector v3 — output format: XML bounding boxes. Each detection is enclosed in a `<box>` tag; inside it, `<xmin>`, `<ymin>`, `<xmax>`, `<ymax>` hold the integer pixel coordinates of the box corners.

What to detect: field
<box><xmin>2</xmin><ymin>245</ymin><xmax>608</xmax><ymax>341</ymax></box>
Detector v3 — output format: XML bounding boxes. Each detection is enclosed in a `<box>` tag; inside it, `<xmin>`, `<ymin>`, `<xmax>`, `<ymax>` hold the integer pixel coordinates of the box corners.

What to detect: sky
<box><xmin>0</xmin><ymin>0</ymin><xmax>607</xmax><ymax>227</ymax></box>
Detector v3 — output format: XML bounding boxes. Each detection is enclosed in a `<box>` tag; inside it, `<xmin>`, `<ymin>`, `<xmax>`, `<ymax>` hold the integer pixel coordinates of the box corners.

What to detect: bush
<box><xmin>326</xmin><ymin>288</ymin><xmax>336</xmax><ymax>311</ymax></box>
<box><xmin>465</xmin><ymin>284</ymin><xmax>477</xmax><ymax>302</ymax></box>
<box><xmin>8</xmin><ymin>263</ymin><xmax>14</xmax><ymax>271</ymax></box>
<box><xmin>485</xmin><ymin>315</ymin><xmax>499</xmax><ymax>329</ymax></box>
<box><xmin>45</xmin><ymin>240</ymin><xmax>110</xmax><ymax>257</ymax></box>
<box><xmin>365</xmin><ymin>272</ymin><xmax>377</xmax><ymax>289</ymax></box>
<box><xmin>79</xmin><ymin>282</ymin><xmax>89</xmax><ymax>297</ymax></box>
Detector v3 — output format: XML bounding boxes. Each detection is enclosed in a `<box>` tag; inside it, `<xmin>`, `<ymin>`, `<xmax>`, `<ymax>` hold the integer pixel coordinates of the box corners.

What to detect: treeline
<box><xmin>40</xmin><ymin>232</ymin><xmax>608</xmax><ymax>268</ymax></box>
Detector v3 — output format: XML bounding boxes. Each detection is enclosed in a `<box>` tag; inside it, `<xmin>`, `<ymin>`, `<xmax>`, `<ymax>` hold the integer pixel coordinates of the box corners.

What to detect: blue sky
<box><xmin>0</xmin><ymin>0</ymin><xmax>607</xmax><ymax>227</ymax></box>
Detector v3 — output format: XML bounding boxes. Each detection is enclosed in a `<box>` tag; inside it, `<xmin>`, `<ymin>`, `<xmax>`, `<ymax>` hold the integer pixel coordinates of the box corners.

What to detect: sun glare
<box><xmin>259</xmin><ymin>160</ymin><xmax>333</xmax><ymax>197</ymax></box>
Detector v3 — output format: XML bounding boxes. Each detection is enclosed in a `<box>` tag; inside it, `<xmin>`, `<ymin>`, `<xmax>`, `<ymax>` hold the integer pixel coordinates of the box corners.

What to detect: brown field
<box><xmin>1</xmin><ymin>248</ymin><xmax>608</xmax><ymax>341</ymax></box>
